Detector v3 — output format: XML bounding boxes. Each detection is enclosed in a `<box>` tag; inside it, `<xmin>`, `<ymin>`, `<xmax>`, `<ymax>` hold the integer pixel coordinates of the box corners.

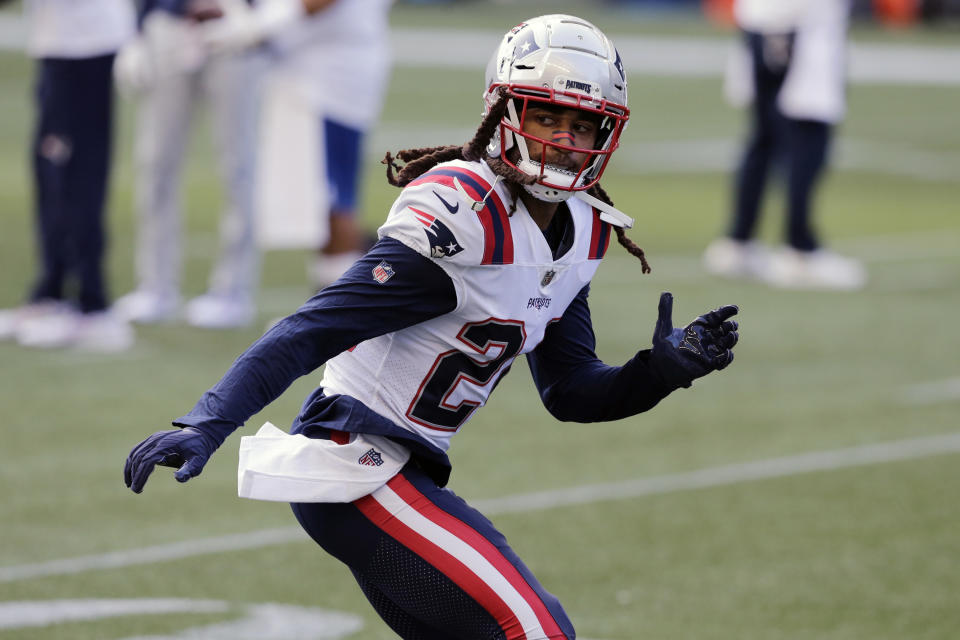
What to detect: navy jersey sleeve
<box><xmin>526</xmin><ymin>285</ymin><xmax>675</xmax><ymax>423</ymax></box>
<box><xmin>174</xmin><ymin>238</ymin><xmax>457</xmax><ymax>437</ymax></box>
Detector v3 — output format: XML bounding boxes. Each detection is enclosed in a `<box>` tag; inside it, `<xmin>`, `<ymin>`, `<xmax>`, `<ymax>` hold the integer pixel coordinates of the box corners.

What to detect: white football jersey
<box><xmin>735</xmin><ymin>0</ymin><xmax>849</xmax><ymax>33</ymax></box>
<box><xmin>26</xmin><ymin>0</ymin><xmax>136</xmax><ymax>58</ymax></box>
<box><xmin>320</xmin><ymin>160</ymin><xmax>614</xmax><ymax>453</ymax></box>
<box><xmin>266</xmin><ymin>0</ymin><xmax>392</xmax><ymax>129</ymax></box>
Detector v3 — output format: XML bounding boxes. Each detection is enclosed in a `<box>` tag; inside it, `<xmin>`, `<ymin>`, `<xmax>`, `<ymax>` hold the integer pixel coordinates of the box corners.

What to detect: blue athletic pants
<box><xmin>291</xmin><ymin>462</ymin><xmax>575</xmax><ymax>639</ymax></box>
<box><xmin>30</xmin><ymin>54</ymin><xmax>115</xmax><ymax>312</ymax></box>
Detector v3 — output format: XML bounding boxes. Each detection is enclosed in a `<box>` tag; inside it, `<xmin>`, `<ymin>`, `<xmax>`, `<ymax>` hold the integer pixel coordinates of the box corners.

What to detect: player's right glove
<box><xmin>124</xmin><ymin>427</ymin><xmax>223</xmax><ymax>493</ymax></box>
<box><xmin>650</xmin><ymin>292</ymin><xmax>739</xmax><ymax>390</ymax></box>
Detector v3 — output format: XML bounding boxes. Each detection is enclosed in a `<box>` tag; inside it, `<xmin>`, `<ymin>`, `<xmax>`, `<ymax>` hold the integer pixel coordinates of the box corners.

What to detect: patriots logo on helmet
<box><xmin>409</xmin><ymin>206</ymin><xmax>464</xmax><ymax>258</ymax></box>
<box><xmin>512</xmin><ymin>29</ymin><xmax>540</xmax><ymax>59</ymax></box>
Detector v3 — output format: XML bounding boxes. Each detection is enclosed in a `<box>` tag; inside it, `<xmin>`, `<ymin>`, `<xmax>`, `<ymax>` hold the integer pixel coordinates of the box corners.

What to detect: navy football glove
<box><xmin>123</xmin><ymin>427</ymin><xmax>221</xmax><ymax>493</ymax></box>
<box><xmin>650</xmin><ymin>292</ymin><xmax>739</xmax><ymax>389</ymax></box>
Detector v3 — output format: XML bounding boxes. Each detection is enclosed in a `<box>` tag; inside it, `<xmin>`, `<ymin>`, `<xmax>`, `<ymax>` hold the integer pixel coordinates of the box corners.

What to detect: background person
<box><xmin>200</xmin><ymin>0</ymin><xmax>393</xmax><ymax>289</ymax></box>
<box><xmin>0</xmin><ymin>0</ymin><xmax>136</xmax><ymax>351</ymax></box>
<box><xmin>113</xmin><ymin>0</ymin><xmax>266</xmax><ymax>329</ymax></box>
<box><xmin>703</xmin><ymin>0</ymin><xmax>867</xmax><ymax>290</ymax></box>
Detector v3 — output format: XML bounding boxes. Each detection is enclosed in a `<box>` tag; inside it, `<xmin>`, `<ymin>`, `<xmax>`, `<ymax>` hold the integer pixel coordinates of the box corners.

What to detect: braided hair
<box><xmin>382</xmin><ymin>89</ymin><xmax>650</xmax><ymax>272</ymax></box>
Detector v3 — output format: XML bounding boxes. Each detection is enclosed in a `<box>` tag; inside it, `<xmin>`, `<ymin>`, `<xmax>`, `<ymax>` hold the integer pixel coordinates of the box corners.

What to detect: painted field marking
<box><xmin>0</xmin><ymin>599</ymin><xmax>228</xmax><ymax>630</ymax></box>
<box><xmin>0</xmin><ymin>599</ymin><xmax>363</xmax><ymax>639</ymax></box>
<box><xmin>369</xmin><ymin>129</ymin><xmax>960</xmax><ymax>183</ymax></box>
<box><xmin>0</xmin><ymin>528</ymin><xmax>309</xmax><ymax>584</ymax></box>
<box><xmin>900</xmin><ymin>378</ymin><xmax>960</xmax><ymax>405</ymax></box>
<box><xmin>3</xmin><ymin>433</ymin><xmax>960</xmax><ymax>584</ymax></box>
<box><xmin>0</xmin><ymin>22</ymin><xmax>957</xmax><ymax>85</ymax></box>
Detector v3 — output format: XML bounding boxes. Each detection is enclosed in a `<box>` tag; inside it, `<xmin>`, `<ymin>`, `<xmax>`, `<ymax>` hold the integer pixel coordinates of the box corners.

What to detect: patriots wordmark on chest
<box><xmin>527</xmin><ymin>297</ymin><xmax>552</xmax><ymax>311</ymax></box>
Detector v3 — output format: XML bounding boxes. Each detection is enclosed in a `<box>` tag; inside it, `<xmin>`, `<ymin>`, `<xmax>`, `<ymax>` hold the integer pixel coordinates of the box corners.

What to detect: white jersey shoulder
<box><xmin>378</xmin><ymin>159</ymin><xmax>512</xmax><ymax>267</ymax></box>
<box><xmin>27</xmin><ymin>0</ymin><xmax>136</xmax><ymax>58</ymax></box>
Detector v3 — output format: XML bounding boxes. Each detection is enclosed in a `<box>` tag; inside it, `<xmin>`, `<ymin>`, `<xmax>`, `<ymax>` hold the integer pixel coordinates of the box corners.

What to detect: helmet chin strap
<box><xmin>572</xmin><ymin>190</ymin><xmax>634</xmax><ymax>229</ymax></box>
<box><xmin>517</xmin><ymin>160</ymin><xmax>576</xmax><ymax>203</ymax></box>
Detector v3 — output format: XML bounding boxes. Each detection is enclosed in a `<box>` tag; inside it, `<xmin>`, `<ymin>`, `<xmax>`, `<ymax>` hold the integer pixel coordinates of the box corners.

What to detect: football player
<box><xmin>125</xmin><ymin>15</ymin><xmax>740</xmax><ymax>639</ymax></box>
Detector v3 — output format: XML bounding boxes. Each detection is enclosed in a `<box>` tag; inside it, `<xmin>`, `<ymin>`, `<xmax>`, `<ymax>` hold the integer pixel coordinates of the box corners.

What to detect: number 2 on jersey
<box><xmin>406</xmin><ymin>319</ymin><xmax>526</xmax><ymax>431</ymax></box>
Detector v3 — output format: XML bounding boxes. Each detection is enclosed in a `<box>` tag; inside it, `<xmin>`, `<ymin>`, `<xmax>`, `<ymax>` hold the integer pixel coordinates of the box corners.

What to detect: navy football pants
<box><xmin>731</xmin><ymin>31</ymin><xmax>831</xmax><ymax>252</ymax></box>
<box><xmin>31</xmin><ymin>54</ymin><xmax>115</xmax><ymax>312</ymax></box>
<box><xmin>291</xmin><ymin>463</ymin><xmax>575</xmax><ymax>639</ymax></box>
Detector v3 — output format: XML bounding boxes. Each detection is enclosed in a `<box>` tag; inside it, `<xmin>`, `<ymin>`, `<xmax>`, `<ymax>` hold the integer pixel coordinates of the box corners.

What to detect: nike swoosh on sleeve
<box><xmin>432</xmin><ymin>190</ymin><xmax>460</xmax><ymax>214</ymax></box>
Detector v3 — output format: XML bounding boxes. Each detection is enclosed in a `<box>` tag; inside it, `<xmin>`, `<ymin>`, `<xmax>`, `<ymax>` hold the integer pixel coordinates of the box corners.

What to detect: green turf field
<box><xmin>1</xmin><ymin>4</ymin><xmax>959</xmax><ymax>639</ymax></box>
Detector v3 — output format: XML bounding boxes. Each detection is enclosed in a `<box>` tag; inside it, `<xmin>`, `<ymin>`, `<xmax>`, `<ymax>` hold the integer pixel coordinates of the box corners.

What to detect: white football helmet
<box><xmin>483</xmin><ymin>15</ymin><xmax>629</xmax><ymax>203</ymax></box>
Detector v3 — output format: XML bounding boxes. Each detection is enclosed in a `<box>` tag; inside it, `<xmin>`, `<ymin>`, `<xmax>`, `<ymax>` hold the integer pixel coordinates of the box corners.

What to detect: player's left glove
<box><xmin>200</xmin><ymin>0</ymin><xmax>305</xmax><ymax>55</ymax></box>
<box><xmin>124</xmin><ymin>427</ymin><xmax>223</xmax><ymax>493</ymax></box>
<box><xmin>650</xmin><ymin>292</ymin><xmax>739</xmax><ymax>390</ymax></box>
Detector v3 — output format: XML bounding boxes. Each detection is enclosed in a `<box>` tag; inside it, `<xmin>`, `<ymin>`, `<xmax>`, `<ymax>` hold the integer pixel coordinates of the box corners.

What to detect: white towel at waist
<box><xmin>238</xmin><ymin>422</ymin><xmax>411</xmax><ymax>503</ymax></box>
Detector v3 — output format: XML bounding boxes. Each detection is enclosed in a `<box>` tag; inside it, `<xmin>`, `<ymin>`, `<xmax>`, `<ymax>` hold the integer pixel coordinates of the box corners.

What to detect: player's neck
<box><xmin>519</xmin><ymin>191</ymin><xmax>559</xmax><ymax>230</ymax></box>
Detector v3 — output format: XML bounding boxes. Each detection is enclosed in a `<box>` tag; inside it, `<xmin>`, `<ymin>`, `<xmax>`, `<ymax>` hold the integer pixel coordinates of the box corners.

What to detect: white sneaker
<box><xmin>765</xmin><ymin>247</ymin><xmax>867</xmax><ymax>291</ymax></box>
<box><xmin>71</xmin><ymin>310</ymin><xmax>136</xmax><ymax>352</ymax></box>
<box><xmin>17</xmin><ymin>307</ymin><xmax>135</xmax><ymax>351</ymax></box>
<box><xmin>185</xmin><ymin>293</ymin><xmax>255</xmax><ymax>329</ymax></box>
<box><xmin>0</xmin><ymin>301</ymin><xmax>71</xmax><ymax>341</ymax></box>
<box><xmin>114</xmin><ymin>289</ymin><xmax>180</xmax><ymax>324</ymax></box>
<box><xmin>15</xmin><ymin>305</ymin><xmax>81</xmax><ymax>348</ymax></box>
<box><xmin>309</xmin><ymin>251</ymin><xmax>363</xmax><ymax>289</ymax></box>
<box><xmin>702</xmin><ymin>237</ymin><xmax>771</xmax><ymax>280</ymax></box>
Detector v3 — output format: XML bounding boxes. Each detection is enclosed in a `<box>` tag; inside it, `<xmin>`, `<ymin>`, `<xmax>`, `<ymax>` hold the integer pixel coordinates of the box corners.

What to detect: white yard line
<box><xmin>3</xmin><ymin>433</ymin><xmax>960</xmax><ymax>583</ymax></box>
<box><xmin>900</xmin><ymin>378</ymin><xmax>960</xmax><ymax>405</ymax></box>
<box><xmin>0</xmin><ymin>528</ymin><xmax>309</xmax><ymax>584</ymax></box>
<box><xmin>387</xmin><ymin>27</ymin><xmax>960</xmax><ymax>86</ymax></box>
<box><xmin>1</xmin><ymin>18</ymin><xmax>959</xmax><ymax>85</ymax></box>
<box><xmin>368</xmin><ymin>130</ymin><xmax>960</xmax><ymax>182</ymax></box>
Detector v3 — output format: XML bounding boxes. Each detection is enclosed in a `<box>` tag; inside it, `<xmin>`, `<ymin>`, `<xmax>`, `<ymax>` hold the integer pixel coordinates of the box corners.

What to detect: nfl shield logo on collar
<box><xmin>372</xmin><ymin>261</ymin><xmax>395</xmax><ymax>284</ymax></box>
<box><xmin>541</xmin><ymin>269</ymin><xmax>556</xmax><ymax>287</ymax></box>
